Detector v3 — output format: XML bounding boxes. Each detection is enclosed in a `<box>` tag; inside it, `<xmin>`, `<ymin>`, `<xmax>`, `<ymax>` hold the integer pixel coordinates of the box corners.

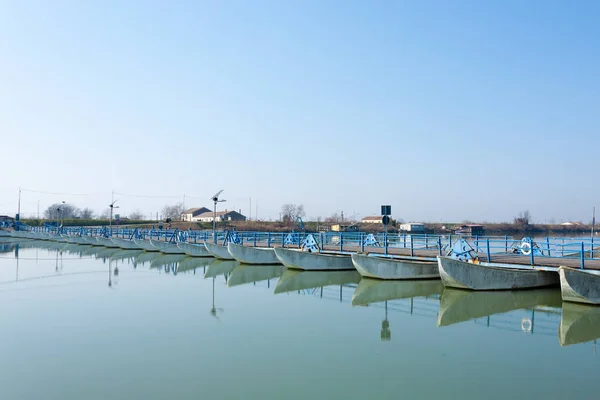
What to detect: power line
<box><xmin>21</xmin><ymin>188</ymin><xmax>110</xmax><ymax>196</ymax></box>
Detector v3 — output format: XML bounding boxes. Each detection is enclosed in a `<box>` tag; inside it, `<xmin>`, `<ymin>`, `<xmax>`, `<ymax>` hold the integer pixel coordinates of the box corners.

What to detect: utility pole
<box><xmin>17</xmin><ymin>187</ymin><xmax>21</xmax><ymax>221</ymax></box>
<box><xmin>249</xmin><ymin>197</ymin><xmax>251</xmax><ymax>221</ymax></box>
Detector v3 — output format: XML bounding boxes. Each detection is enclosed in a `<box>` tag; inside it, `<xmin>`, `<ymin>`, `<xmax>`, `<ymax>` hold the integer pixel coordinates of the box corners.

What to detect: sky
<box><xmin>0</xmin><ymin>0</ymin><xmax>598</xmax><ymax>223</ymax></box>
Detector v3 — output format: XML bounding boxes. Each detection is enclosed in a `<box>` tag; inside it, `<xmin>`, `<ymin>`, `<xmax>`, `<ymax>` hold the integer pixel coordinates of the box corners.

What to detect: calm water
<box><xmin>1</xmin><ymin>240</ymin><xmax>599</xmax><ymax>400</ymax></box>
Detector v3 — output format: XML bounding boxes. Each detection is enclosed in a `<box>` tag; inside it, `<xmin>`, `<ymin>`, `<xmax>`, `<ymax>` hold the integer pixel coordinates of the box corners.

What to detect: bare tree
<box><xmin>43</xmin><ymin>203</ymin><xmax>80</xmax><ymax>219</ymax></box>
<box><xmin>281</xmin><ymin>204</ymin><xmax>305</xmax><ymax>225</ymax></box>
<box><xmin>161</xmin><ymin>203</ymin><xmax>185</xmax><ymax>220</ymax></box>
<box><xmin>324</xmin><ymin>212</ymin><xmax>340</xmax><ymax>223</ymax></box>
<box><xmin>80</xmin><ymin>208</ymin><xmax>95</xmax><ymax>219</ymax></box>
<box><xmin>514</xmin><ymin>210</ymin><xmax>531</xmax><ymax>227</ymax></box>
<box><xmin>129</xmin><ymin>209</ymin><xmax>145</xmax><ymax>220</ymax></box>
<box><xmin>99</xmin><ymin>208</ymin><xmax>111</xmax><ymax>219</ymax></box>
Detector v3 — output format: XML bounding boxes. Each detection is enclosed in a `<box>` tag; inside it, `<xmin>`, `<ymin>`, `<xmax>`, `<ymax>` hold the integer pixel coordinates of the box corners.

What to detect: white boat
<box><xmin>96</xmin><ymin>236</ymin><xmax>120</xmax><ymax>248</ymax></box>
<box><xmin>81</xmin><ymin>236</ymin><xmax>100</xmax><ymax>245</ymax></box>
<box><xmin>204</xmin><ymin>242</ymin><xmax>234</xmax><ymax>260</ymax></box>
<box><xmin>437</xmin><ymin>287</ymin><xmax>561</xmax><ymax>327</ymax></box>
<box><xmin>274</xmin><ymin>248</ymin><xmax>354</xmax><ymax>271</ymax></box>
<box><xmin>149</xmin><ymin>239</ymin><xmax>185</xmax><ymax>254</ymax></box>
<box><xmin>227</xmin><ymin>264</ymin><xmax>286</xmax><ymax>287</ymax></box>
<box><xmin>176</xmin><ymin>242</ymin><xmax>212</xmax><ymax>257</ymax></box>
<box><xmin>351</xmin><ymin>254</ymin><xmax>438</xmax><ymax>280</ymax></box>
<box><xmin>558</xmin><ymin>266</ymin><xmax>600</xmax><ymax>305</ymax></box>
<box><xmin>227</xmin><ymin>243</ymin><xmax>280</xmax><ymax>265</ymax></box>
<box><xmin>133</xmin><ymin>239</ymin><xmax>160</xmax><ymax>252</ymax></box>
<box><xmin>437</xmin><ymin>256</ymin><xmax>559</xmax><ymax>290</ymax></box>
<box><xmin>111</xmin><ymin>237</ymin><xmax>142</xmax><ymax>250</ymax></box>
<box><xmin>351</xmin><ymin>278</ymin><xmax>443</xmax><ymax>307</ymax></box>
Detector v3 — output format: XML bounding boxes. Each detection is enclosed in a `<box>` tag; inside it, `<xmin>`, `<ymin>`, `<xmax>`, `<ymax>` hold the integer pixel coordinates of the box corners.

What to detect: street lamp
<box><xmin>210</xmin><ymin>190</ymin><xmax>226</xmax><ymax>240</ymax></box>
<box><xmin>56</xmin><ymin>200</ymin><xmax>65</xmax><ymax>233</ymax></box>
<box><xmin>109</xmin><ymin>199</ymin><xmax>119</xmax><ymax>236</ymax></box>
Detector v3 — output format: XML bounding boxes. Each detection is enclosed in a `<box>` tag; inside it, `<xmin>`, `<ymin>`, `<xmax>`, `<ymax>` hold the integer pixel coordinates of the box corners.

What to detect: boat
<box><xmin>204</xmin><ymin>260</ymin><xmax>238</xmax><ymax>278</ymax></box>
<box><xmin>81</xmin><ymin>236</ymin><xmax>100</xmax><ymax>245</ymax></box>
<box><xmin>177</xmin><ymin>242</ymin><xmax>212</xmax><ymax>257</ymax></box>
<box><xmin>437</xmin><ymin>287</ymin><xmax>561</xmax><ymax>327</ymax></box>
<box><xmin>274</xmin><ymin>269</ymin><xmax>361</xmax><ymax>294</ymax></box>
<box><xmin>351</xmin><ymin>278</ymin><xmax>443</xmax><ymax>307</ymax></box>
<box><xmin>96</xmin><ymin>236</ymin><xmax>120</xmax><ymax>248</ymax></box>
<box><xmin>559</xmin><ymin>302</ymin><xmax>600</xmax><ymax>346</ymax></box>
<box><xmin>437</xmin><ymin>256</ymin><xmax>559</xmax><ymax>290</ymax></box>
<box><xmin>149</xmin><ymin>239</ymin><xmax>185</xmax><ymax>254</ymax></box>
<box><xmin>204</xmin><ymin>242</ymin><xmax>234</xmax><ymax>260</ymax></box>
<box><xmin>110</xmin><ymin>237</ymin><xmax>142</xmax><ymax>250</ymax></box>
<box><xmin>227</xmin><ymin>243</ymin><xmax>280</xmax><ymax>265</ymax></box>
<box><xmin>227</xmin><ymin>264</ymin><xmax>286</xmax><ymax>287</ymax></box>
<box><xmin>351</xmin><ymin>254</ymin><xmax>438</xmax><ymax>280</ymax></box>
<box><xmin>558</xmin><ymin>266</ymin><xmax>600</xmax><ymax>305</ymax></box>
<box><xmin>133</xmin><ymin>239</ymin><xmax>160</xmax><ymax>252</ymax></box>
<box><xmin>274</xmin><ymin>248</ymin><xmax>354</xmax><ymax>271</ymax></box>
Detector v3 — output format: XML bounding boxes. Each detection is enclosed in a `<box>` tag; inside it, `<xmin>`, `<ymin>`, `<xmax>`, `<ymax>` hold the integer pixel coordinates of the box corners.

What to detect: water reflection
<box><xmin>204</xmin><ymin>260</ymin><xmax>238</xmax><ymax>279</ymax></box>
<box><xmin>177</xmin><ymin>257</ymin><xmax>214</xmax><ymax>275</ymax></box>
<box><xmin>149</xmin><ymin>254</ymin><xmax>187</xmax><ymax>270</ymax></box>
<box><xmin>351</xmin><ymin>278</ymin><xmax>443</xmax><ymax>307</ymax></box>
<box><xmin>559</xmin><ymin>302</ymin><xmax>600</xmax><ymax>347</ymax></box>
<box><xmin>227</xmin><ymin>265</ymin><xmax>285</xmax><ymax>288</ymax></box>
<box><xmin>135</xmin><ymin>251</ymin><xmax>163</xmax><ymax>266</ymax></box>
<box><xmin>274</xmin><ymin>270</ymin><xmax>361</xmax><ymax>294</ymax></box>
<box><xmin>437</xmin><ymin>288</ymin><xmax>562</xmax><ymax>327</ymax></box>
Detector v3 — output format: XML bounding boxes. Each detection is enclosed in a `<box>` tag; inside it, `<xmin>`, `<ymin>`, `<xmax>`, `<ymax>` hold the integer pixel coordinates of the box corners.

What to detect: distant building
<box><xmin>197</xmin><ymin>210</ymin><xmax>246</xmax><ymax>222</ymax></box>
<box><xmin>455</xmin><ymin>224</ymin><xmax>485</xmax><ymax>236</ymax></box>
<box><xmin>181</xmin><ymin>207</ymin><xmax>212</xmax><ymax>222</ymax></box>
<box><xmin>399</xmin><ymin>223</ymin><xmax>425</xmax><ymax>233</ymax></box>
<box><xmin>330</xmin><ymin>224</ymin><xmax>359</xmax><ymax>232</ymax></box>
<box><xmin>362</xmin><ymin>216</ymin><xmax>384</xmax><ymax>224</ymax></box>
<box><xmin>560</xmin><ymin>221</ymin><xmax>582</xmax><ymax>226</ymax></box>
<box><xmin>0</xmin><ymin>215</ymin><xmax>15</xmax><ymax>222</ymax></box>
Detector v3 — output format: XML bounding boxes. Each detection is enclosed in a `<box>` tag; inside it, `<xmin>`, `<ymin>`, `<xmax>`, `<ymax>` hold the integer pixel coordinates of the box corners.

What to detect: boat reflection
<box><xmin>135</xmin><ymin>251</ymin><xmax>163</xmax><ymax>266</ymax></box>
<box><xmin>204</xmin><ymin>260</ymin><xmax>238</xmax><ymax>279</ymax></box>
<box><xmin>150</xmin><ymin>254</ymin><xmax>187</xmax><ymax>271</ymax></box>
<box><xmin>559</xmin><ymin>302</ymin><xmax>600</xmax><ymax>346</ymax></box>
<box><xmin>176</xmin><ymin>257</ymin><xmax>214</xmax><ymax>275</ymax></box>
<box><xmin>437</xmin><ymin>288</ymin><xmax>562</xmax><ymax>327</ymax></box>
<box><xmin>227</xmin><ymin>265</ymin><xmax>286</xmax><ymax>288</ymax></box>
<box><xmin>274</xmin><ymin>270</ymin><xmax>361</xmax><ymax>294</ymax></box>
<box><xmin>351</xmin><ymin>278</ymin><xmax>443</xmax><ymax>307</ymax></box>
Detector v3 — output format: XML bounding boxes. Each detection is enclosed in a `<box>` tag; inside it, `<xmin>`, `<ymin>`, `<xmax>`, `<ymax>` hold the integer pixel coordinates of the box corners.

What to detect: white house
<box><xmin>399</xmin><ymin>222</ymin><xmax>425</xmax><ymax>233</ymax></box>
<box><xmin>197</xmin><ymin>210</ymin><xmax>247</xmax><ymax>222</ymax></box>
<box><xmin>181</xmin><ymin>207</ymin><xmax>212</xmax><ymax>222</ymax></box>
<box><xmin>362</xmin><ymin>216</ymin><xmax>384</xmax><ymax>224</ymax></box>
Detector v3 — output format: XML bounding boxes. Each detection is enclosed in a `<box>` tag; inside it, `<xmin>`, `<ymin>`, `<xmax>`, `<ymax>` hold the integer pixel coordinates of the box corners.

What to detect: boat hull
<box><xmin>111</xmin><ymin>237</ymin><xmax>142</xmax><ymax>250</ymax></box>
<box><xmin>204</xmin><ymin>242</ymin><xmax>234</xmax><ymax>260</ymax></box>
<box><xmin>228</xmin><ymin>264</ymin><xmax>286</xmax><ymax>287</ymax></box>
<box><xmin>274</xmin><ymin>269</ymin><xmax>361</xmax><ymax>294</ymax></box>
<box><xmin>559</xmin><ymin>267</ymin><xmax>600</xmax><ymax>305</ymax></box>
<box><xmin>559</xmin><ymin>302</ymin><xmax>600</xmax><ymax>346</ymax></box>
<box><xmin>352</xmin><ymin>254</ymin><xmax>438</xmax><ymax>280</ymax></box>
<box><xmin>149</xmin><ymin>240</ymin><xmax>185</xmax><ymax>254</ymax></box>
<box><xmin>96</xmin><ymin>237</ymin><xmax>120</xmax><ymax>248</ymax></box>
<box><xmin>227</xmin><ymin>243</ymin><xmax>280</xmax><ymax>265</ymax></box>
<box><xmin>133</xmin><ymin>239</ymin><xmax>160</xmax><ymax>252</ymax></box>
<box><xmin>177</xmin><ymin>242</ymin><xmax>212</xmax><ymax>257</ymax></box>
<box><xmin>274</xmin><ymin>248</ymin><xmax>354</xmax><ymax>271</ymax></box>
<box><xmin>437</xmin><ymin>256</ymin><xmax>559</xmax><ymax>290</ymax></box>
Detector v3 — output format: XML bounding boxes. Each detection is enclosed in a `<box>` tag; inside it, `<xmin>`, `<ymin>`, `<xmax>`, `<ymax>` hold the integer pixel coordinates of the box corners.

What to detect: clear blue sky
<box><xmin>1</xmin><ymin>0</ymin><xmax>598</xmax><ymax>223</ymax></box>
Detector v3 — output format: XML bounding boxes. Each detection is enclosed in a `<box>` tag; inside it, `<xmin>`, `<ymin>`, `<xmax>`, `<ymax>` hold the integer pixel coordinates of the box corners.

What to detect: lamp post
<box><xmin>109</xmin><ymin>200</ymin><xmax>119</xmax><ymax>237</ymax></box>
<box><xmin>210</xmin><ymin>190</ymin><xmax>226</xmax><ymax>241</ymax></box>
<box><xmin>56</xmin><ymin>200</ymin><xmax>65</xmax><ymax>233</ymax></box>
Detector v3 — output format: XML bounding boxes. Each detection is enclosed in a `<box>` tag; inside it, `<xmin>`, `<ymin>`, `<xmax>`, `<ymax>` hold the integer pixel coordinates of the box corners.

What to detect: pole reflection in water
<box><xmin>210</xmin><ymin>277</ymin><xmax>224</xmax><ymax>322</ymax></box>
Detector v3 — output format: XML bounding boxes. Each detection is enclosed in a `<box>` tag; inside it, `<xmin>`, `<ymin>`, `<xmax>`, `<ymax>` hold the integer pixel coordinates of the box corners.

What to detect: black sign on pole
<box><xmin>381</xmin><ymin>205</ymin><xmax>391</xmax><ymax>216</ymax></box>
<box><xmin>382</xmin><ymin>215</ymin><xmax>390</xmax><ymax>225</ymax></box>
